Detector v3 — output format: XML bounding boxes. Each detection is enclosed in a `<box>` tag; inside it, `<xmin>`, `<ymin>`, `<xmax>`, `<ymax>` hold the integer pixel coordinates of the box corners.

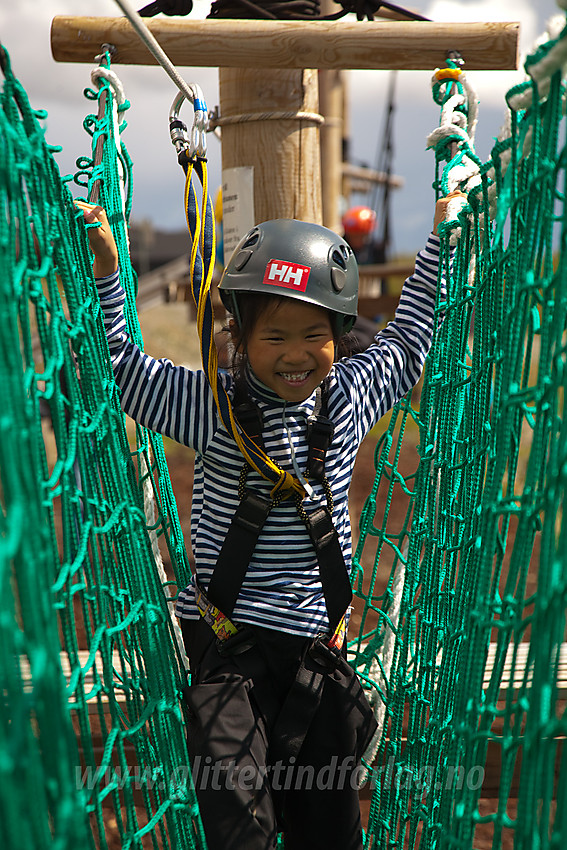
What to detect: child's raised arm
<box><xmin>75</xmin><ymin>201</ymin><xmax>119</xmax><ymax>279</ymax></box>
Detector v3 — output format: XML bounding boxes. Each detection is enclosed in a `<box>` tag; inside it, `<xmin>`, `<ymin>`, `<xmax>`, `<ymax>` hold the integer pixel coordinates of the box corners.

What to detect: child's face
<box><xmin>243</xmin><ymin>299</ymin><xmax>335</xmax><ymax>403</ymax></box>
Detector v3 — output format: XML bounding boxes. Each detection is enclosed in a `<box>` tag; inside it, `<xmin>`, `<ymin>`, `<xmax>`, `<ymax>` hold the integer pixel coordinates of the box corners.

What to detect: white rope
<box><xmin>113</xmin><ymin>0</ymin><xmax>203</xmax><ymax>107</ymax></box>
<box><xmin>91</xmin><ymin>61</ymin><xmax>129</xmax><ymax>252</ymax></box>
<box><xmin>486</xmin><ymin>14</ymin><xmax>567</xmax><ymax>222</ymax></box>
<box><xmin>426</xmin><ymin>70</ymin><xmax>480</xmax><ymax>244</ymax></box>
<box><xmin>508</xmin><ymin>14</ymin><xmax>567</xmax><ymax>112</ymax></box>
<box><xmin>211</xmin><ymin>110</ymin><xmax>325</xmax><ymax>128</ymax></box>
<box><xmin>358</xmin><ymin>557</ymin><xmax>406</xmax><ymax>786</ymax></box>
<box><xmin>91</xmin><ymin>66</ymin><xmax>127</xmax><ymax>106</ymax></box>
<box><xmin>93</xmin><ymin>61</ymin><xmax>187</xmax><ymax>663</ymax></box>
<box><xmin>141</xmin><ymin>457</ymin><xmax>187</xmax><ymax>664</ymax></box>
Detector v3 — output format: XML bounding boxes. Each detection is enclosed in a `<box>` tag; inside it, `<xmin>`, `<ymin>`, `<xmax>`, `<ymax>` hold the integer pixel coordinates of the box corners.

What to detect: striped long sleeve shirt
<box><xmin>95</xmin><ymin>234</ymin><xmax>443</xmax><ymax>638</ymax></box>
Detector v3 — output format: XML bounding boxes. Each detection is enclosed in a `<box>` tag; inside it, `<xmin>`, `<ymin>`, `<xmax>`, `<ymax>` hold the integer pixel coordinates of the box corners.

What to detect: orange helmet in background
<box><xmin>342</xmin><ymin>205</ymin><xmax>376</xmax><ymax>236</ymax></box>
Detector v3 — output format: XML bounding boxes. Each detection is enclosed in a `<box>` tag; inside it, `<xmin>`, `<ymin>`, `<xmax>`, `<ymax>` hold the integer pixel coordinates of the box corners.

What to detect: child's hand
<box><xmin>433</xmin><ymin>190</ymin><xmax>467</xmax><ymax>235</ymax></box>
<box><xmin>75</xmin><ymin>201</ymin><xmax>119</xmax><ymax>278</ymax></box>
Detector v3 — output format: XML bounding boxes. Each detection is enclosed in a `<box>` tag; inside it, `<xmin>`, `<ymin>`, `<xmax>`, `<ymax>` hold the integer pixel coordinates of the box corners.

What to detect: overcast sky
<box><xmin>1</xmin><ymin>0</ymin><xmax>563</xmax><ymax>253</ymax></box>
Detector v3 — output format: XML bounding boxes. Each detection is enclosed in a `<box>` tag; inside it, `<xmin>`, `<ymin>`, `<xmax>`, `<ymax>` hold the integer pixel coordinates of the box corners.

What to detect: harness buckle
<box><xmin>304</xmin><ymin>506</ymin><xmax>336</xmax><ymax>552</ymax></box>
<box><xmin>235</xmin><ymin>490</ymin><xmax>273</xmax><ymax>534</ymax></box>
<box><xmin>307</xmin><ymin>413</ymin><xmax>334</xmax><ymax>442</ymax></box>
<box><xmin>235</xmin><ymin>401</ymin><xmax>264</xmax><ymax>447</ymax></box>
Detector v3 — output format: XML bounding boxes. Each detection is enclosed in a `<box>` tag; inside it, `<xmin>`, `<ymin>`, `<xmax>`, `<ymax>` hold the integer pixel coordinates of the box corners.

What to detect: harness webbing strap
<box><xmin>303</xmin><ymin>506</ymin><xmax>353</xmax><ymax>633</ymax></box>
<box><xmin>233</xmin><ymin>399</ymin><xmax>264</xmax><ymax>448</ymax></box>
<box><xmin>307</xmin><ymin>412</ymin><xmax>334</xmax><ymax>484</ymax></box>
<box><xmin>205</xmin><ymin>489</ymin><xmax>273</xmax><ymax>617</ymax></box>
<box><xmin>195</xmin><ymin>585</ymin><xmax>239</xmax><ymax>642</ymax></box>
<box><xmin>203</xmin><ymin>383</ymin><xmax>351</xmax><ymax>635</ymax></box>
<box><xmin>270</xmin><ymin>659</ymin><xmax>326</xmax><ymax>761</ymax></box>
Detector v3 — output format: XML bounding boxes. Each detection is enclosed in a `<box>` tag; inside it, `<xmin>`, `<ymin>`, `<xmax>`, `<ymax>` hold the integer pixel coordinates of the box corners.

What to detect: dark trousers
<box><xmin>181</xmin><ymin>617</ymin><xmax>376</xmax><ymax>850</ymax></box>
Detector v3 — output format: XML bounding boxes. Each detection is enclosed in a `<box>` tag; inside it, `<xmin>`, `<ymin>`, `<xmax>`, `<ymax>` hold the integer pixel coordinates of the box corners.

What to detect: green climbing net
<box><xmin>350</xmin><ymin>20</ymin><xmax>567</xmax><ymax>850</ymax></box>
<box><xmin>1</xmin><ymin>12</ymin><xmax>567</xmax><ymax>850</ymax></box>
<box><xmin>0</xmin><ymin>49</ymin><xmax>205</xmax><ymax>850</ymax></box>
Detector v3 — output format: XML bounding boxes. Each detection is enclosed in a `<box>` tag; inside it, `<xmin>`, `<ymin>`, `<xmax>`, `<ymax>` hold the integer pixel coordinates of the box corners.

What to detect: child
<box><xmin>78</xmin><ymin>194</ymin><xmax>457</xmax><ymax>850</ymax></box>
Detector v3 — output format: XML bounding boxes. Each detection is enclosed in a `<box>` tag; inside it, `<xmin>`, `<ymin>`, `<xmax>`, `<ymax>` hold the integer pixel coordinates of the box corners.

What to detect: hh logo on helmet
<box><xmin>262</xmin><ymin>259</ymin><xmax>311</xmax><ymax>292</ymax></box>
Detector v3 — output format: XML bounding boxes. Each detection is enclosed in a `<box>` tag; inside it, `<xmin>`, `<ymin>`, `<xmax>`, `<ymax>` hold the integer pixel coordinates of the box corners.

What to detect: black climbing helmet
<box><xmin>219</xmin><ymin>219</ymin><xmax>359</xmax><ymax>334</ymax></box>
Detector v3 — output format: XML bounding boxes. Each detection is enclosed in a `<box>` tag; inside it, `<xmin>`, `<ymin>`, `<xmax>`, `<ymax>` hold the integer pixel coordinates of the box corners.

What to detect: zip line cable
<box><xmin>113</xmin><ymin>0</ymin><xmax>208</xmax><ymax>155</ymax></box>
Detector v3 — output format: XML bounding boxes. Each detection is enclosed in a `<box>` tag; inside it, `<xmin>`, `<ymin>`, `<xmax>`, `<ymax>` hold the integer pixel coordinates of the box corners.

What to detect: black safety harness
<box><xmin>190</xmin><ymin>382</ymin><xmax>379</xmax><ymax>764</ymax></box>
<box><xmin>194</xmin><ymin>380</ymin><xmax>353</xmax><ymax>666</ymax></box>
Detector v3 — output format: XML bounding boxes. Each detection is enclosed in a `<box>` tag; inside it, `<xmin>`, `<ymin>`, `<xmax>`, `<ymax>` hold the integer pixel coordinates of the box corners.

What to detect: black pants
<box><xmin>181</xmin><ymin>617</ymin><xmax>376</xmax><ymax>850</ymax></box>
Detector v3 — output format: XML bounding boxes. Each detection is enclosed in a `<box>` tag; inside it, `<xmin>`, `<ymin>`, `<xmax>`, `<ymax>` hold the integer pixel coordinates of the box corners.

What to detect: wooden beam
<box><xmin>343</xmin><ymin>162</ymin><xmax>404</xmax><ymax>188</ymax></box>
<box><xmin>51</xmin><ymin>17</ymin><xmax>520</xmax><ymax>71</ymax></box>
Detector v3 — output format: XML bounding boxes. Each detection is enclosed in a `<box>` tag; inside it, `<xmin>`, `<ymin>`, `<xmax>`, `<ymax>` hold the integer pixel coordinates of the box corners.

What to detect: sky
<box><xmin>1</xmin><ymin>0</ymin><xmax>563</xmax><ymax>254</ymax></box>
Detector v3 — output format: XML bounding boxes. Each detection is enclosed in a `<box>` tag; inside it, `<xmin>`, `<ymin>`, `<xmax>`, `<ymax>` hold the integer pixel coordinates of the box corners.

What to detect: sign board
<box><xmin>222</xmin><ymin>166</ymin><xmax>255</xmax><ymax>266</ymax></box>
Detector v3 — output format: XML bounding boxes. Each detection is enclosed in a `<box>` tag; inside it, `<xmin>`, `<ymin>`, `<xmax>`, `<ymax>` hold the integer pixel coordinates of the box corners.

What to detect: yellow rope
<box><xmin>183</xmin><ymin>161</ymin><xmax>305</xmax><ymax>500</ymax></box>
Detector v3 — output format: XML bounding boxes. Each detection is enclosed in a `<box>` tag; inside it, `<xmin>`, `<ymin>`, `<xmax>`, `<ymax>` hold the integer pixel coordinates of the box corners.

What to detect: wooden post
<box><xmin>318</xmin><ymin>0</ymin><xmax>344</xmax><ymax>232</ymax></box>
<box><xmin>218</xmin><ymin>67</ymin><xmax>323</xmax><ymax>230</ymax></box>
<box><xmin>319</xmin><ymin>69</ymin><xmax>344</xmax><ymax>232</ymax></box>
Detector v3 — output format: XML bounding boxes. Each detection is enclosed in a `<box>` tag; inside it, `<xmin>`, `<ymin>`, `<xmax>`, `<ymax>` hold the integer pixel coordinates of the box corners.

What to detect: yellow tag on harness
<box><xmin>328</xmin><ymin>614</ymin><xmax>347</xmax><ymax>651</ymax></box>
<box><xmin>195</xmin><ymin>587</ymin><xmax>239</xmax><ymax>642</ymax></box>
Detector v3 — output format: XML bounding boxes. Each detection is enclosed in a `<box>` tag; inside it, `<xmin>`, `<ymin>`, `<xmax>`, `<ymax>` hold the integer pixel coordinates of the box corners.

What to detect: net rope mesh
<box><xmin>0</xmin><ymin>51</ymin><xmax>204</xmax><ymax>850</ymax></box>
<box><xmin>1</xmin><ymin>10</ymin><xmax>566</xmax><ymax>850</ymax></box>
<box><xmin>350</xmin><ymin>16</ymin><xmax>567</xmax><ymax>849</ymax></box>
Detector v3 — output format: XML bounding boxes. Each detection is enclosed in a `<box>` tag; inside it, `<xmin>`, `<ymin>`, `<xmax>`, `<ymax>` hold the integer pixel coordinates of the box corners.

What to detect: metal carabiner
<box><xmin>169</xmin><ymin>87</ymin><xmax>208</xmax><ymax>160</ymax></box>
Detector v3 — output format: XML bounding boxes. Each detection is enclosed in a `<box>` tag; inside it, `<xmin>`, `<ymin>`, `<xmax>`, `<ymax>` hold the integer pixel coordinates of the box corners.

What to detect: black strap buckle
<box><xmin>307</xmin><ymin>413</ymin><xmax>334</xmax><ymax>443</ymax></box>
<box><xmin>234</xmin><ymin>490</ymin><xmax>273</xmax><ymax>534</ymax></box>
<box><xmin>309</xmin><ymin>634</ymin><xmax>343</xmax><ymax>671</ymax></box>
<box><xmin>216</xmin><ymin>626</ymin><xmax>256</xmax><ymax>657</ymax></box>
<box><xmin>304</xmin><ymin>506</ymin><xmax>336</xmax><ymax>552</ymax></box>
<box><xmin>235</xmin><ymin>400</ymin><xmax>264</xmax><ymax>447</ymax></box>
<box><xmin>307</xmin><ymin>414</ymin><xmax>334</xmax><ymax>483</ymax></box>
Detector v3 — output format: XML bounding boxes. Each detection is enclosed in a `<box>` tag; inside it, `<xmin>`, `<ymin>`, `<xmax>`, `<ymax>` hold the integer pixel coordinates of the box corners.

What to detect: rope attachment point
<box><xmin>169</xmin><ymin>89</ymin><xmax>208</xmax><ymax>160</ymax></box>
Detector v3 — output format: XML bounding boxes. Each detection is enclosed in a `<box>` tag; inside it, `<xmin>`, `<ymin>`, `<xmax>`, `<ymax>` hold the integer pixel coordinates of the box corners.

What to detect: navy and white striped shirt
<box><xmin>95</xmin><ymin>234</ymin><xmax>442</xmax><ymax>637</ymax></box>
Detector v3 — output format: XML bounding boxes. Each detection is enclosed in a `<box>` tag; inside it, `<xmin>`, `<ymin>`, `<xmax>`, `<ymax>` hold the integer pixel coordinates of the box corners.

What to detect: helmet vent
<box><xmin>241</xmin><ymin>230</ymin><xmax>261</xmax><ymax>249</ymax></box>
<box><xmin>233</xmin><ymin>249</ymin><xmax>253</xmax><ymax>271</ymax></box>
<box><xmin>331</xmin><ymin>245</ymin><xmax>352</xmax><ymax>269</ymax></box>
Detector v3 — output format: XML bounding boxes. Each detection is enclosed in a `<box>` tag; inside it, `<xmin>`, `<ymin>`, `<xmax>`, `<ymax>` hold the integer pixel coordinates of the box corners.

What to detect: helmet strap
<box><xmin>229</xmin><ymin>292</ymin><xmax>242</xmax><ymax>328</ymax></box>
<box><xmin>334</xmin><ymin>312</ymin><xmax>351</xmax><ymax>339</ymax></box>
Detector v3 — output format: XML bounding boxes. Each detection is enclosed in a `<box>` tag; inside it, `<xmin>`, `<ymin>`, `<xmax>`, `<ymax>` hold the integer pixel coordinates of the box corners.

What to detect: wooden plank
<box><xmin>18</xmin><ymin>643</ymin><xmax>566</xmax><ymax>800</ymax></box>
<box><xmin>358</xmin><ymin>294</ymin><xmax>400</xmax><ymax>318</ymax></box>
<box><xmin>359</xmin><ymin>261</ymin><xmax>415</xmax><ymax>277</ymax></box>
<box><xmin>357</xmin><ymin>262</ymin><xmax>415</xmax><ymax>316</ymax></box>
<box><xmin>483</xmin><ymin>642</ymin><xmax>567</xmax><ymax>694</ymax></box>
<box><xmin>51</xmin><ymin>17</ymin><xmax>520</xmax><ymax>71</ymax></box>
<box><xmin>19</xmin><ymin>649</ymin><xmax>146</xmax><ymax>714</ymax></box>
<box><xmin>357</xmin><ymin>737</ymin><xmax>564</xmax><ymax>800</ymax></box>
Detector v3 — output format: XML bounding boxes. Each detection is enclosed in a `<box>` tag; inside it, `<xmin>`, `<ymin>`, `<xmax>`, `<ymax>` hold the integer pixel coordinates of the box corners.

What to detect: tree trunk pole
<box><xmin>318</xmin><ymin>68</ymin><xmax>344</xmax><ymax>233</ymax></box>
<box><xmin>218</xmin><ymin>66</ymin><xmax>323</xmax><ymax>233</ymax></box>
